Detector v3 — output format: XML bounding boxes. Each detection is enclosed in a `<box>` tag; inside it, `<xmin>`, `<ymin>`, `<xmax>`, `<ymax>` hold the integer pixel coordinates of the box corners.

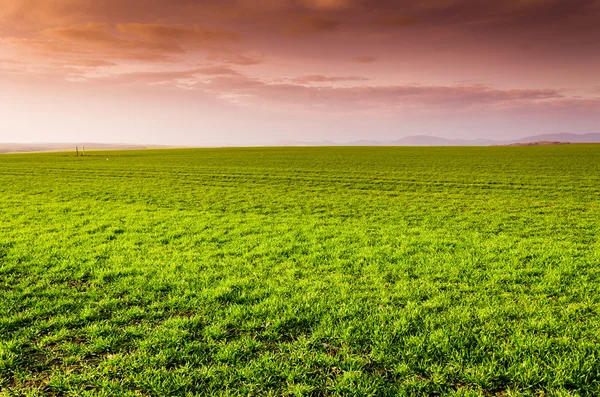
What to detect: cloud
<box><xmin>207</xmin><ymin>53</ymin><xmax>264</xmax><ymax>66</ymax></box>
<box><xmin>0</xmin><ymin>0</ymin><xmax>83</xmax><ymax>26</ymax></box>
<box><xmin>43</xmin><ymin>23</ymin><xmax>114</xmax><ymax>43</ymax></box>
<box><xmin>43</xmin><ymin>22</ymin><xmax>239</xmax><ymax>50</ymax></box>
<box><xmin>47</xmin><ymin>58</ymin><xmax>118</xmax><ymax>70</ymax></box>
<box><xmin>374</xmin><ymin>15</ymin><xmax>418</xmax><ymax>27</ymax></box>
<box><xmin>69</xmin><ymin>68</ymin><xmax>568</xmax><ymax>112</ymax></box>
<box><xmin>195</xmin><ymin>66</ymin><xmax>242</xmax><ymax>75</ymax></box>
<box><xmin>359</xmin><ymin>0</ymin><xmax>600</xmax><ymax>40</ymax></box>
<box><xmin>8</xmin><ymin>32</ymin><xmax>178</xmax><ymax>63</ymax></box>
<box><xmin>2</xmin><ymin>0</ymin><xmax>599</xmax><ymax>117</ymax></box>
<box><xmin>84</xmin><ymin>66</ymin><xmax>241</xmax><ymax>85</ymax></box>
<box><xmin>2</xmin><ymin>0</ymin><xmax>599</xmax><ymax>144</ymax></box>
<box><xmin>503</xmin><ymin>0</ymin><xmax>597</xmax><ymax>23</ymax></box>
<box><xmin>7</xmin><ymin>22</ymin><xmax>242</xmax><ymax>66</ymax></box>
<box><xmin>196</xmin><ymin>75</ymin><xmax>569</xmax><ymax>113</ymax></box>
<box><xmin>3</xmin><ymin>0</ymin><xmax>599</xmax><ymax>33</ymax></box>
<box><xmin>285</xmin><ymin>16</ymin><xmax>341</xmax><ymax>35</ymax></box>
<box><xmin>236</xmin><ymin>0</ymin><xmax>352</xmax><ymax>10</ymax></box>
<box><xmin>352</xmin><ymin>56</ymin><xmax>376</xmax><ymax>63</ymax></box>
<box><xmin>0</xmin><ymin>58</ymin><xmax>24</xmax><ymax>74</ymax></box>
<box><xmin>302</xmin><ymin>0</ymin><xmax>352</xmax><ymax>9</ymax></box>
<box><xmin>116</xmin><ymin>23</ymin><xmax>240</xmax><ymax>44</ymax></box>
<box><xmin>69</xmin><ymin>59</ymin><xmax>117</xmax><ymax>68</ymax></box>
<box><xmin>0</xmin><ymin>58</ymin><xmax>20</xmax><ymax>64</ymax></box>
<box><xmin>291</xmin><ymin>75</ymin><xmax>369</xmax><ymax>84</ymax></box>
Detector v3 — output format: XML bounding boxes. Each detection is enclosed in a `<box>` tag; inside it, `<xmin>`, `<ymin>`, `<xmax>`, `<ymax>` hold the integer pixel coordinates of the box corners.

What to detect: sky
<box><xmin>1</xmin><ymin>0</ymin><xmax>599</xmax><ymax>145</ymax></box>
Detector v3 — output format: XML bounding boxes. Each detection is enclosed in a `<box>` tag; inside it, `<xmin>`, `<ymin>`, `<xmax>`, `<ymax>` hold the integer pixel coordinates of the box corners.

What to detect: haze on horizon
<box><xmin>1</xmin><ymin>0</ymin><xmax>599</xmax><ymax>146</ymax></box>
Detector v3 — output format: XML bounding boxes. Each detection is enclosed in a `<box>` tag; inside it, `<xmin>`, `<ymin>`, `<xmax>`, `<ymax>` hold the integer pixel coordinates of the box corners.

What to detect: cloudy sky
<box><xmin>1</xmin><ymin>0</ymin><xmax>599</xmax><ymax>145</ymax></box>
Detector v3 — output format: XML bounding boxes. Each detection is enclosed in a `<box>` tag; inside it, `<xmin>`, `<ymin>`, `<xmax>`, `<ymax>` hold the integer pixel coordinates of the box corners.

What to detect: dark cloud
<box><xmin>301</xmin><ymin>0</ymin><xmax>352</xmax><ymax>10</ymax></box>
<box><xmin>4</xmin><ymin>1</ymin><xmax>599</xmax><ymax>47</ymax></box>
<box><xmin>359</xmin><ymin>0</ymin><xmax>598</xmax><ymax>24</ymax></box>
<box><xmin>3</xmin><ymin>0</ymin><xmax>599</xmax><ymax>29</ymax></box>
<box><xmin>236</xmin><ymin>0</ymin><xmax>351</xmax><ymax>10</ymax></box>
<box><xmin>2</xmin><ymin>0</ymin><xmax>598</xmax><ymax>119</ymax></box>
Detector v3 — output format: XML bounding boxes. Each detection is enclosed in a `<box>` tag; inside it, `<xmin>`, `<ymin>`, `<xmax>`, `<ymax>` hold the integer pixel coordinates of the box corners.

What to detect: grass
<box><xmin>1</xmin><ymin>145</ymin><xmax>599</xmax><ymax>396</ymax></box>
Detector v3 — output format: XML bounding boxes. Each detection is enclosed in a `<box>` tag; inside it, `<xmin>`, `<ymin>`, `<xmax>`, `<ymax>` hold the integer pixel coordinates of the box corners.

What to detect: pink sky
<box><xmin>1</xmin><ymin>0</ymin><xmax>599</xmax><ymax>145</ymax></box>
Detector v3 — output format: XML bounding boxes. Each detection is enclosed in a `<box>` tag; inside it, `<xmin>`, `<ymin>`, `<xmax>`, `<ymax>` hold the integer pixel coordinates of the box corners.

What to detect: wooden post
<box><xmin>82</xmin><ymin>146</ymin><xmax>86</xmax><ymax>156</ymax></box>
<box><xmin>76</xmin><ymin>146</ymin><xmax>79</xmax><ymax>156</ymax></box>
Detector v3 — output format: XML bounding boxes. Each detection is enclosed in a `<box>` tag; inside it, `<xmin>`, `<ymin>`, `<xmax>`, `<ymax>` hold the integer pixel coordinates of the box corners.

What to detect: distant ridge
<box><xmin>387</xmin><ymin>136</ymin><xmax>497</xmax><ymax>146</ymax></box>
<box><xmin>275</xmin><ymin>133</ymin><xmax>600</xmax><ymax>147</ymax></box>
<box><xmin>274</xmin><ymin>136</ymin><xmax>495</xmax><ymax>147</ymax></box>
<box><xmin>504</xmin><ymin>141</ymin><xmax>570</xmax><ymax>147</ymax></box>
<box><xmin>2</xmin><ymin>133</ymin><xmax>600</xmax><ymax>153</ymax></box>
<box><xmin>511</xmin><ymin>133</ymin><xmax>600</xmax><ymax>144</ymax></box>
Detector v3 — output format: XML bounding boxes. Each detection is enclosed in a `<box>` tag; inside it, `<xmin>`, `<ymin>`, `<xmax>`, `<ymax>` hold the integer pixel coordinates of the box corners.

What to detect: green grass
<box><xmin>1</xmin><ymin>146</ymin><xmax>599</xmax><ymax>396</ymax></box>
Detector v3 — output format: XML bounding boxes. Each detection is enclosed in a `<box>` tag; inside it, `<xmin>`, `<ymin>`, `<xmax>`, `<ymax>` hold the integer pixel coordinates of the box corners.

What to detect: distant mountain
<box><xmin>3</xmin><ymin>133</ymin><xmax>600</xmax><ymax>153</ymax></box>
<box><xmin>276</xmin><ymin>136</ymin><xmax>497</xmax><ymax>146</ymax></box>
<box><xmin>512</xmin><ymin>133</ymin><xmax>600</xmax><ymax>144</ymax></box>
<box><xmin>275</xmin><ymin>133</ymin><xmax>600</xmax><ymax>147</ymax></box>
<box><xmin>504</xmin><ymin>141</ymin><xmax>569</xmax><ymax>146</ymax></box>
<box><xmin>275</xmin><ymin>140</ymin><xmax>339</xmax><ymax>146</ymax></box>
<box><xmin>387</xmin><ymin>135</ymin><xmax>497</xmax><ymax>146</ymax></box>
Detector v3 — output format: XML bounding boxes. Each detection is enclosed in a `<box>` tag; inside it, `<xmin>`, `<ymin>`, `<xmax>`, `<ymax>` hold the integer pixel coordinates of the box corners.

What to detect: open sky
<box><xmin>1</xmin><ymin>0</ymin><xmax>599</xmax><ymax>145</ymax></box>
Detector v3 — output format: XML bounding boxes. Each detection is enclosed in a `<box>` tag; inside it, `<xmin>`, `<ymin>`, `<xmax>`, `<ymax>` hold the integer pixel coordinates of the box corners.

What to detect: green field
<box><xmin>1</xmin><ymin>146</ymin><xmax>600</xmax><ymax>396</ymax></box>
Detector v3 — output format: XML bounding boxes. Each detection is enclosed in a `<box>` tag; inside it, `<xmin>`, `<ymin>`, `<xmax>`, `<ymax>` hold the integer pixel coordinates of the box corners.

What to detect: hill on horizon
<box><xmin>2</xmin><ymin>133</ymin><xmax>600</xmax><ymax>153</ymax></box>
<box><xmin>275</xmin><ymin>132</ymin><xmax>600</xmax><ymax>147</ymax></box>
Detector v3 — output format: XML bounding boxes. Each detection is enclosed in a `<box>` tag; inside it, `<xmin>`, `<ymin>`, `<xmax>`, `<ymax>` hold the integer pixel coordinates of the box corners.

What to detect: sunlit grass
<box><xmin>1</xmin><ymin>146</ymin><xmax>600</xmax><ymax>396</ymax></box>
